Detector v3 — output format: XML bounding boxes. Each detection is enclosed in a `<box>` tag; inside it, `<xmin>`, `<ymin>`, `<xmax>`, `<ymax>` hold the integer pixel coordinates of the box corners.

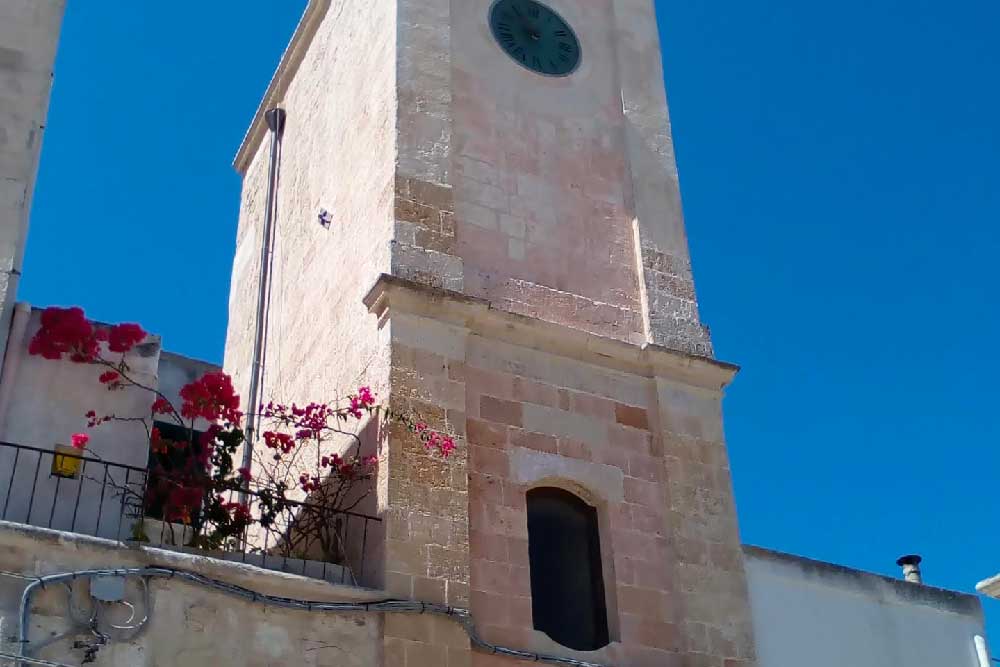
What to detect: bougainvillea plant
<box><xmin>29</xmin><ymin>306</ymin><xmax>456</xmax><ymax>561</ymax></box>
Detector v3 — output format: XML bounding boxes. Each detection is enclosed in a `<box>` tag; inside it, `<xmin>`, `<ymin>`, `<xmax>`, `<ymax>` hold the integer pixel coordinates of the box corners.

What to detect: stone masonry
<box><xmin>366</xmin><ymin>278</ymin><xmax>754</xmax><ymax>667</ymax></box>
<box><xmin>227</xmin><ymin>0</ymin><xmax>755</xmax><ymax>665</ymax></box>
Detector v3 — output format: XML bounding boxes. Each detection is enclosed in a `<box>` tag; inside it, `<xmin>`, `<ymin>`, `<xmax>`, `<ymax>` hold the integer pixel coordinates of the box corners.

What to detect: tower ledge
<box><xmin>364</xmin><ymin>273</ymin><xmax>739</xmax><ymax>393</ymax></box>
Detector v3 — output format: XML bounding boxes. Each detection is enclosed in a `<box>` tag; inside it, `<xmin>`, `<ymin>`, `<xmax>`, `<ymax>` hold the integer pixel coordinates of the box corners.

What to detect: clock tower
<box><xmin>225</xmin><ymin>0</ymin><xmax>755</xmax><ymax>664</ymax></box>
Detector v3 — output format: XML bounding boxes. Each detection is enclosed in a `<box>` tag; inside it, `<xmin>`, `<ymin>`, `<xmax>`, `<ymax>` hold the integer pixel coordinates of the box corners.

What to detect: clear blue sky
<box><xmin>25</xmin><ymin>0</ymin><xmax>1000</xmax><ymax>640</ymax></box>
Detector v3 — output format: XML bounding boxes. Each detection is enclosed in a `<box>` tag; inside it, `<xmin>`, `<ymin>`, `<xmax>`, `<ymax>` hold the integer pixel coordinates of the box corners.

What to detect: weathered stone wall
<box><xmin>0</xmin><ymin>521</ymin><xmax>384</xmax><ymax>667</ymax></box>
<box><xmin>224</xmin><ymin>0</ymin><xmax>398</xmax><ymax>563</ymax></box>
<box><xmin>225</xmin><ymin>0</ymin><xmax>747</xmax><ymax>663</ymax></box>
<box><xmin>0</xmin><ymin>0</ymin><xmax>65</xmax><ymax>363</ymax></box>
<box><xmin>381</xmin><ymin>311</ymin><xmax>472</xmax><ymax>665</ymax></box>
<box><xmin>386</xmin><ymin>0</ymin><xmax>713</xmax><ymax>355</ymax></box>
<box><xmin>367</xmin><ymin>278</ymin><xmax>755</xmax><ymax>667</ymax></box>
<box><xmin>225</xmin><ymin>0</ymin><xmax>397</xmax><ymax>410</ymax></box>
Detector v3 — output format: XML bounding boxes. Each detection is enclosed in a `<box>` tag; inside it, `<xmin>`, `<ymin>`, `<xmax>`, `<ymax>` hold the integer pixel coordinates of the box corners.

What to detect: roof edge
<box><xmin>233</xmin><ymin>0</ymin><xmax>332</xmax><ymax>174</ymax></box>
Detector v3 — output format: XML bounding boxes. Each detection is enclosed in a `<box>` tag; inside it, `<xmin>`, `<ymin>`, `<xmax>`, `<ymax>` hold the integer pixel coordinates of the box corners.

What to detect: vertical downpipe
<box><xmin>974</xmin><ymin>635</ymin><xmax>992</xmax><ymax>667</ymax></box>
<box><xmin>242</xmin><ymin>108</ymin><xmax>286</xmax><ymax>481</ymax></box>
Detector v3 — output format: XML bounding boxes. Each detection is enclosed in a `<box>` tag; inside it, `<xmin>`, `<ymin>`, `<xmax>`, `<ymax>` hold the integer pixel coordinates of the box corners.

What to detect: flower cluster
<box><xmin>414</xmin><ymin>422</ymin><xmax>457</xmax><ymax>458</ymax></box>
<box><xmin>108</xmin><ymin>323</ymin><xmax>146</xmax><ymax>353</ymax></box>
<box><xmin>34</xmin><ymin>306</ymin><xmax>462</xmax><ymax>558</ymax></box>
<box><xmin>28</xmin><ymin>307</ymin><xmax>147</xmax><ymax>363</ymax></box>
<box><xmin>179</xmin><ymin>372</ymin><xmax>242</xmax><ymax>424</ymax></box>
<box><xmin>98</xmin><ymin>370</ymin><xmax>124</xmax><ymax>390</ymax></box>
<box><xmin>28</xmin><ymin>307</ymin><xmax>99</xmax><ymax>361</ymax></box>
<box><xmin>263</xmin><ymin>430</ymin><xmax>295</xmax><ymax>455</ymax></box>
<box><xmin>348</xmin><ymin>387</ymin><xmax>376</xmax><ymax>419</ymax></box>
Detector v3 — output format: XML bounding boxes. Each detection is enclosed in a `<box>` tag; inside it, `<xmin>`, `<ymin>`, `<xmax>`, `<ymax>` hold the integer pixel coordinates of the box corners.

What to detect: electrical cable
<box><xmin>10</xmin><ymin>566</ymin><xmax>611</xmax><ymax>667</ymax></box>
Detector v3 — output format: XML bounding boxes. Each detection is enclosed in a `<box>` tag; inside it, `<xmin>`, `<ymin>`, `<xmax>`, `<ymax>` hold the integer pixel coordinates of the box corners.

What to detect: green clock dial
<box><xmin>489</xmin><ymin>0</ymin><xmax>581</xmax><ymax>77</ymax></box>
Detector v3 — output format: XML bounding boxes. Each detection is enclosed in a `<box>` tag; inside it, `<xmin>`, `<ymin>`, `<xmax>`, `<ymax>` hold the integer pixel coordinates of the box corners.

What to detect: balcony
<box><xmin>0</xmin><ymin>440</ymin><xmax>383</xmax><ymax>588</ymax></box>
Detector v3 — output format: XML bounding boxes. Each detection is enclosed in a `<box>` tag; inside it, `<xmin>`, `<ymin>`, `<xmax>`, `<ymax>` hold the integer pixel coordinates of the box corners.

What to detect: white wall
<box><xmin>0</xmin><ymin>307</ymin><xmax>219</xmax><ymax>540</ymax></box>
<box><xmin>744</xmin><ymin>546</ymin><xmax>988</xmax><ymax>667</ymax></box>
<box><xmin>0</xmin><ymin>0</ymin><xmax>66</xmax><ymax>361</ymax></box>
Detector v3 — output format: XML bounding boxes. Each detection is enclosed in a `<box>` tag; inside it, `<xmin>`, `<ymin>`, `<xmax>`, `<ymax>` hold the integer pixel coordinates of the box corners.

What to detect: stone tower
<box><xmin>0</xmin><ymin>0</ymin><xmax>65</xmax><ymax>361</ymax></box>
<box><xmin>225</xmin><ymin>0</ymin><xmax>755</xmax><ymax>665</ymax></box>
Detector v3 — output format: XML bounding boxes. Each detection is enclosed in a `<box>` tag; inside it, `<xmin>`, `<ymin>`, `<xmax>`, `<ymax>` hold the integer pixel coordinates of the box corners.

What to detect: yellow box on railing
<box><xmin>51</xmin><ymin>444</ymin><xmax>83</xmax><ymax>478</ymax></box>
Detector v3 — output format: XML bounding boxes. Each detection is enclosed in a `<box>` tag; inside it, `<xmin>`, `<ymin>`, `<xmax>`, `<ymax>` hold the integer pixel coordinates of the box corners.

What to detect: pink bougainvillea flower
<box><xmin>179</xmin><ymin>372</ymin><xmax>241</xmax><ymax>424</ymax></box>
<box><xmin>151</xmin><ymin>397</ymin><xmax>172</xmax><ymax>415</ymax></box>
<box><xmin>357</xmin><ymin>386</ymin><xmax>376</xmax><ymax>407</ymax></box>
<box><xmin>107</xmin><ymin>323</ymin><xmax>147</xmax><ymax>353</ymax></box>
<box><xmin>70</xmin><ymin>433</ymin><xmax>90</xmax><ymax>450</ymax></box>
<box><xmin>98</xmin><ymin>371</ymin><xmax>120</xmax><ymax>385</ymax></box>
<box><xmin>28</xmin><ymin>307</ymin><xmax>99</xmax><ymax>362</ymax></box>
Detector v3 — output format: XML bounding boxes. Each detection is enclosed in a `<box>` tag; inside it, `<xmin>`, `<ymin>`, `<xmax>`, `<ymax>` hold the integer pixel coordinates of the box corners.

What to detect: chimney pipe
<box><xmin>896</xmin><ymin>554</ymin><xmax>923</xmax><ymax>584</ymax></box>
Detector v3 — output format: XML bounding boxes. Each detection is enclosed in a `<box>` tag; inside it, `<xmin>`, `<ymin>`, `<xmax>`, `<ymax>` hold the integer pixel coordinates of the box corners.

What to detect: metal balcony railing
<box><xmin>0</xmin><ymin>441</ymin><xmax>382</xmax><ymax>587</ymax></box>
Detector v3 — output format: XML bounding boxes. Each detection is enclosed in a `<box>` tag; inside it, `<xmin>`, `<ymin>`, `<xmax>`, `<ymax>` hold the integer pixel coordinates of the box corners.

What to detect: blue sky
<box><xmin>25</xmin><ymin>0</ymin><xmax>999</xmax><ymax>641</ymax></box>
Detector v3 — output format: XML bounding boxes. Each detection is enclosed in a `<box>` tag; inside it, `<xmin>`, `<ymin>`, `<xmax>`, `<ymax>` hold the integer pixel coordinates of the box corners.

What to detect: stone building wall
<box><xmin>0</xmin><ymin>0</ymin><xmax>66</xmax><ymax>362</ymax></box>
<box><xmin>226</xmin><ymin>0</ymin><xmax>751</xmax><ymax>664</ymax></box>
<box><xmin>225</xmin><ymin>0</ymin><xmax>397</xmax><ymax>411</ymax></box>
<box><xmin>224</xmin><ymin>0</ymin><xmax>399</xmax><ymax>561</ymax></box>
<box><xmin>366</xmin><ymin>277</ymin><xmax>755</xmax><ymax>667</ymax></box>
<box><xmin>399</xmin><ymin>0</ymin><xmax>713</xmax><ymax>355</ymax></box>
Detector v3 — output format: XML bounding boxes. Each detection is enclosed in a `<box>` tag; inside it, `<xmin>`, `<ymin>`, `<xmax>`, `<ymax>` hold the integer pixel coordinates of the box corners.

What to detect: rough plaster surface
<box><xmin>743</xmin><ymin>546</ymin><xmax>987</xmax><ymax>667</ymax></box>
<box><xmin>0</xmin><ymin>0</ymin><xmax>65</xmax><ymax>364</ymax></box>
<box><xmin>0</xmin><ymin>522</ymin><xmax>384</xmax><ymax>667</ymax></box>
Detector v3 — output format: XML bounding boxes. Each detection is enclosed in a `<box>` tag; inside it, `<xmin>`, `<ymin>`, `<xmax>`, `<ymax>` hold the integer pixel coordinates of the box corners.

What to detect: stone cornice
<box><xmin>233</xmin><ymin>0</ymin><xmax>330</xmax><ymax>174</ymax></box>
<box><xmin>364</xmin><ymin>274</ymin><xmax>739</xmax><ymax>393</ymax></box>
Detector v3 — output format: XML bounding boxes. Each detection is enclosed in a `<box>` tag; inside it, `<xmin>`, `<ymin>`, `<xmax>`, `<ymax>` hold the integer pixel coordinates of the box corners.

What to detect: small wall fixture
<box><xmin>318</xmin><ymin>209</ymin><xmax>332</xmax><ymax>229</ymax></box>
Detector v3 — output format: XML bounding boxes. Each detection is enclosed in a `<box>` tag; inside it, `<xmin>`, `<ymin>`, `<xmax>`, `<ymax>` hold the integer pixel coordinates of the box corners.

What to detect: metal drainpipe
<box><xmin>241</xmin><ymin>108</ymin><xmax>286</xmax><ymax>481</ymax></box>
<box><xmin>974</xmin><ymin>635</ymin><xmax>992</xmax><ymax>667</ymax></box>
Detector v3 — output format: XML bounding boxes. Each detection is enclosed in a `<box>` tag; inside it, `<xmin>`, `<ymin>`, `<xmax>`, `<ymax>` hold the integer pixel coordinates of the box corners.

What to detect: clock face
<box><xmin>489</xmin><ymin>0</ymin><xmax>581</xmax><ymax>77</ymax></box>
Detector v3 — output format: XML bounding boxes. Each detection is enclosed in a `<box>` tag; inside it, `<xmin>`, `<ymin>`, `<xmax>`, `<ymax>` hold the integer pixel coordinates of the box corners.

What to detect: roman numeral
<box><xmin>527</xmin><ymin>5</ymin><xmax>540</xmax><ymax>18</ymax></box>
<box><xmin>558</xmin><ymin>42</ymin><xmax>573</xmax><ymax>52</ymax></box>
<box><xmin>554</xmin><ymin>29</ymin><xmax>568</xmax><ymax>37</ymax></box>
